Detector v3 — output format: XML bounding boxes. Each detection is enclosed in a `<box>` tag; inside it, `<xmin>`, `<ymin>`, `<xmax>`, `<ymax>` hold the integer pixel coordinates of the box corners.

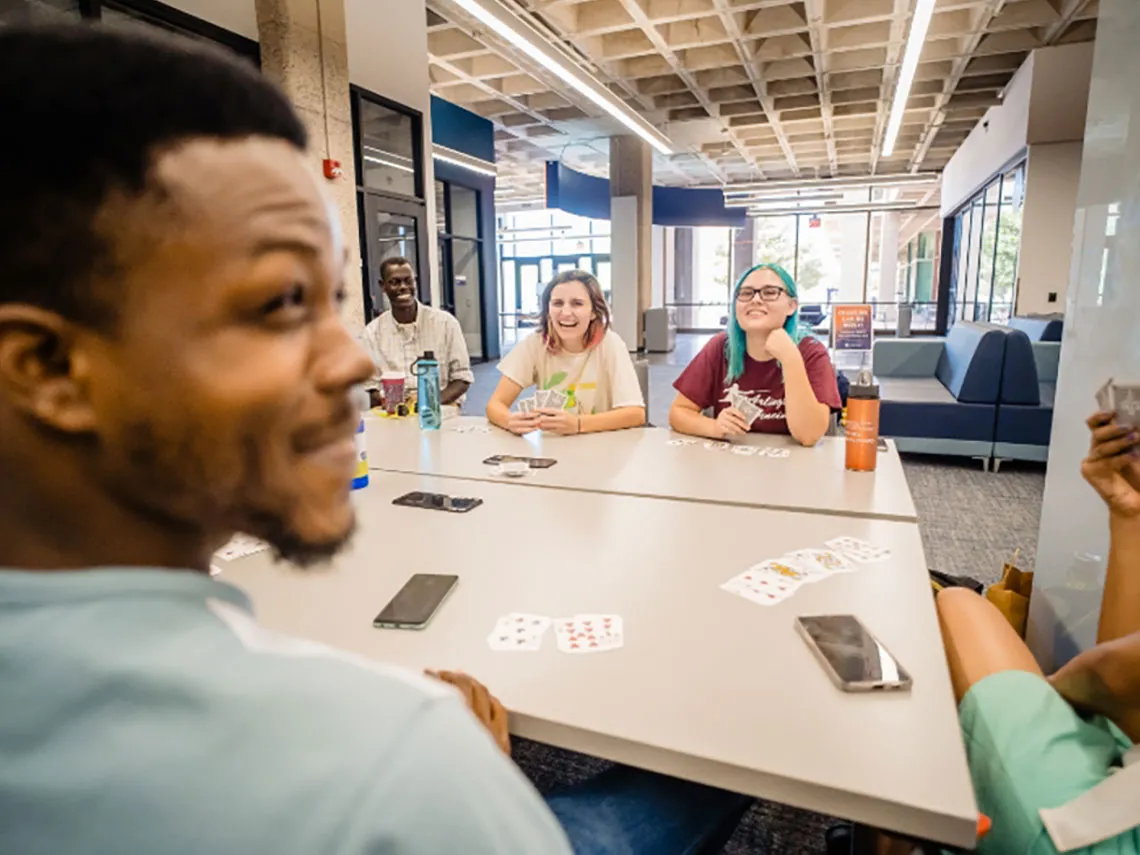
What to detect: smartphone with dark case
<box><xmin>482</xmin><ymin>455</ymin><xmax>557</xmax><ymax>469</ymax></box>
<box><xmin>391</xmin><ymin>491</ymin><xmax>482</xmax><ymax>513</ymax></box>
<box><xmin>373</xmin><ymin>574</ymin><xmax>458</xmax><ymax>629</ymax></box>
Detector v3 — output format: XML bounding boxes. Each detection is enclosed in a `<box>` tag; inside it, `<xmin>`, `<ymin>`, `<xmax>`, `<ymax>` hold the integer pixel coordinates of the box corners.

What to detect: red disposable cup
<box><xmin>381</xmin><ymin>372</ymin><xmax>405</xmax><ymax>415</ymax></box>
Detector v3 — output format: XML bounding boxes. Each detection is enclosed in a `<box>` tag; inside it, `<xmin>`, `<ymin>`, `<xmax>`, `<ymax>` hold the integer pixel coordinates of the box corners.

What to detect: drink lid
<box><xmin>849</xmin><ymin>367</ymin><xmax>879</xmax><ymax>399</ymax></box>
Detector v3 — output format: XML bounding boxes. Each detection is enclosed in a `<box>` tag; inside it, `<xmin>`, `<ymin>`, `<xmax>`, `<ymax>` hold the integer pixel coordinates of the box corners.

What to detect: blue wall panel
<box><xmin>545</xmin><ymin>161</ymin><xmax>746</xmax><ymax>228</ymax></box>
<box><xmin>430</xmin><ymin>96</ymin><xmax>495</xmax><ymax>163</ymax></box>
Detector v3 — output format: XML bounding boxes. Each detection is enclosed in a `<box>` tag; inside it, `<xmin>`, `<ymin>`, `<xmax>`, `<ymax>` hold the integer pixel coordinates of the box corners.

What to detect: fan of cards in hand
<box><xmin>1096</xmin><ymin>378</ymin><xmax>1140</xmax><ymax>429</ymax></box>
<box><xmin>487</xmin><ymin>612</ymin><xmax>623</xmax><ymax>653</ymax></box>
<box><xmin>517</xmin><ymin>389</ymin><xmax>569</xmax><ymax>414</ymax></box>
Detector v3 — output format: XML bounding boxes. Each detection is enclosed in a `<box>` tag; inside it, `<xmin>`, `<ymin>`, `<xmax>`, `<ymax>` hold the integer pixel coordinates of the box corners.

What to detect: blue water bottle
<box><xmin>415</xmin><ymin>350</ymin><xmax>441</xmax><ymax>431</ymax></box>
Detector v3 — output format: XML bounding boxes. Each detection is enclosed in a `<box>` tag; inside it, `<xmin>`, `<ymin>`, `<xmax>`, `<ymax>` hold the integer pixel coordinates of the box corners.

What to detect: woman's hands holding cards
<box><xmin>1082</xmin><ymin>412</ymin><xmax>1140</xmax><ymax>518</ymax></box>
<box><xmin>714</xmin><ymin>407</ymin><xmax>750</xmax><ymax>438</ymax></box>
<box><xmin>424</xmin><ymin>669</ymin><xmax>511</xmax><ymax>756</ymax></box>
<box><xmin>537</xmin><ymin>408</ymin><xmax>579</xmax><ymax>435</ymax></box>
<box><xmin>506</xmin><ymin>410</ymin><xmax>541</xmax><ymax>435</ymax></box>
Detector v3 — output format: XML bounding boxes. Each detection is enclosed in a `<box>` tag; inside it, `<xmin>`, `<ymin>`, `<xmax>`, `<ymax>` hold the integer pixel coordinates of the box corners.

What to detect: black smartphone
<box><xmin>373</xmin><ymin>574</ymin><xmax>458</xmax><ymax>630</ymax></box>
<box><xmin>482</xmin><ymin>454</ymin><xmax>557</xmax><ymax>469</ymax></box>
<box><xmin>795</xmin><ymin>615</ymin><xmax>911</xmax><ymax>692</ymax></box>
<box><xmin>392</xmin><ymin>491</ymin><xmax>482</xmax><ymax>513</ymax></box>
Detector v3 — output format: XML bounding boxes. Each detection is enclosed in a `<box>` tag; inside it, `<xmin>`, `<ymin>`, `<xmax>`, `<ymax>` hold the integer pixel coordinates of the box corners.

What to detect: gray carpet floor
<box><xmin>466</xmin><ymin>337</ymin><xmax>1046</xmax><ymax>853</ymax></box>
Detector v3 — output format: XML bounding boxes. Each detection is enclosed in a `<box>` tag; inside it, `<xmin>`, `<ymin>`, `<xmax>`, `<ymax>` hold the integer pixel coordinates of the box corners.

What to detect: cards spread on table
<box><xmin>215</xmin><ymin>533</ymin><xmax>269</xmax><ymax>561</ymax></box>
<box><xmin>825</xmin><ymin>536</ymin><xmax>892</xmax><ymax>564</ymax></box>
<box><xmin>556</xmin><ymin>614</ymin><xmax>623</xmax><ymax>653</ymax></box>
<box><xmin>1098</xmin><ymin>377</ymin><xmax>1140</xmax><ymax>429</ymax></box>
<box><xmin>486</xmin><ymin>612</ymin><xmax>624</xmax><ymax>653</ymax></box>
<box><xmin>721</xmin><ymin>537</ymin><xmax>889</xmax><ymax>607</ymax></box>
<box><xmin>452</xmin><ymin>423</ymin><xmax>492</xmax><ymax>434</ymax></box>
<box><xmin>667</xmin><ymin>437</ymin><xmax>790</xmax><ymax>459</ymax></box>
<box><xmin>704</xmin><ymin>440</ymin><xmax>730</xmax><ymax>451</ymax></box>
<box><xmin>666</xmin><ymin>438</ymin><xmax>699</xmax><ymax>447</ymax></box>
<box><xmin>731</xmin><ymin>445</ymin><xmax>758</xmax><ymax>456</ymax></box>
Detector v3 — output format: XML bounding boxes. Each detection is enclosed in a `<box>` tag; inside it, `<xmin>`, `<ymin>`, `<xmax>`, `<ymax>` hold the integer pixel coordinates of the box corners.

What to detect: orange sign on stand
<box><xmin>832</xmin><ymin>304</ymin><xmax>873</xmax><ymax>352</ymax></box>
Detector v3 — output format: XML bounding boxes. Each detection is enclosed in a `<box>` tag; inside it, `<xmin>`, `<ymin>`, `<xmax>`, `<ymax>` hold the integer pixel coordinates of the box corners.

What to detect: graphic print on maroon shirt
<box><xmin>672</xmin><ymin>332</ymin><xmax>842</xmax><ymax>434</ymax></box>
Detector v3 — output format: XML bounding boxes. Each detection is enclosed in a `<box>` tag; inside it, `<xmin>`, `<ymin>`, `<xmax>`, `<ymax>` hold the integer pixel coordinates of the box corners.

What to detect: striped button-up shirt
<box><xmin>361</xmin><ymin>303</ymin><xmax>474</xmax><ymax>395</ymax></box>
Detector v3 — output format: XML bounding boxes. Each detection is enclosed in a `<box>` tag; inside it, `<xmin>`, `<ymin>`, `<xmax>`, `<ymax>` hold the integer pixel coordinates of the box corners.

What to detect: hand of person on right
<box><xmin>714</xmin><ymin>407</ymin><xmax>749</xmax><ymax>438</ymax></box>
<box><xmin>1081</xmin><ymin>412</ymin><xmax>1140</xmax><ymax>518</ymax></box>
<box><xmin>506</xmin><ymin>411</ymin><xmax>541</xmax><ymax>435</ymax></box>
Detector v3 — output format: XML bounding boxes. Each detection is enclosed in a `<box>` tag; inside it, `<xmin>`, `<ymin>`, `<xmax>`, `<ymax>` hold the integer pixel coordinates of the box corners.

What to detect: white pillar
<box><xmin>1027</xmin><ymin>0</ymin><xmax>1140</xmax><ymax>670</ymax></box>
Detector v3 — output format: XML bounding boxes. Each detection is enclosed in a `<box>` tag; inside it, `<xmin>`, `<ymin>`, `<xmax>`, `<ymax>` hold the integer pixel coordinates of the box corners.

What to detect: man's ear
<box><xmin>0</xmin><ymin>305</ymin><xmax>98</xmax><ymax>434</ymax></box>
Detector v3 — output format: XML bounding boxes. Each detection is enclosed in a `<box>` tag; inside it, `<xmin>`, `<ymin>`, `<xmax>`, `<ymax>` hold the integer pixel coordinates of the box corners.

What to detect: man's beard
<box><xmin>246</xmin><ymin>508</ymin><xmax>358</xmax><ymax>569</ymax></box>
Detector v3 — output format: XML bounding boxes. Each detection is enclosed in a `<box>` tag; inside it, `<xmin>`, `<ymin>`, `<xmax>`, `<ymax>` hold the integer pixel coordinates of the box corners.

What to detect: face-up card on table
<box><xmin>555</xmin><ymin>613</ymin><xmax>623</xmax><ymax>653</ymax></box>
<box><xmin>721</xmin><ymin>567</ymin><xmax>801</xmax><ymax>605</ymax></box>
<box><xmin>704</xmin><ymin>441</ymin><xmax>730</xmax><ymax>451</ymax></box>
<box><xmin>487</xmin><ymin>612</ymin><xmax>551</xmax><ymax>651</ymax></box>
<box><xmin>783</xmin><ymin>548</ymin><xmax>855</xmax><ymax>579</ymax></box>
<box><xmin>667</xmin><ymin>437</ymin><xmax>698</xmax><ymax>447</ymax></box>
<box><xmin>731</xmin><ymin>445</ymin><xmax>758</xmax><ymax>456</ymax></box>
<box><xmin>825</xmin><ymin>536</ymin><xmax>891</xmax><ymax>564</ymax></box>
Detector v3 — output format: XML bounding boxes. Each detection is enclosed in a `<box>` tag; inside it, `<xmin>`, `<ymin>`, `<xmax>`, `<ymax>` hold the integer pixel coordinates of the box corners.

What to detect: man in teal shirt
<box><xmin>0</xmin><ymin>24</ymin><xmax>747</xmax><ymax>855</ymax></box>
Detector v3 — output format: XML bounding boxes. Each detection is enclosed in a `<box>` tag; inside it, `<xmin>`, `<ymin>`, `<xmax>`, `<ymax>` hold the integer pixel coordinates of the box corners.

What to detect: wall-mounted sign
<box><xmin>832</xmin><ymin>304</ymin><xmax>873</xmax><ymax>352</ymax></box>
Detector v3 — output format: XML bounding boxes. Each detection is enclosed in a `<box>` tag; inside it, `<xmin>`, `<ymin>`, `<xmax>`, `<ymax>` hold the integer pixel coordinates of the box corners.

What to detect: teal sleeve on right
<box><xmin>959</xmin><ymin>670</ymin><xmax>1138</xmax><ymax>855</ymax></box>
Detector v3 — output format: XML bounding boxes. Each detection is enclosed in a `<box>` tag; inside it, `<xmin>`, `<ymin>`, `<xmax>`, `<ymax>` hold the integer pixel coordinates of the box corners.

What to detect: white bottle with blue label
<box><xmin>351</xmin><ymin>386</ymin><xmax>369</xmax><ymax>489</ymax></box>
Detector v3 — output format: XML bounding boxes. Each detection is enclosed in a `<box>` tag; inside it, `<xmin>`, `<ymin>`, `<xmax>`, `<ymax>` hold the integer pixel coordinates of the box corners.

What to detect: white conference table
<box><xmin>363</xmin><ymin>415</ymin><xmax>918</xmax><ymax>523</ymax></box>
<box><xmin>220</xmin><ymin>471</ymin><xmax>976</xmax><ymax>847</ymax></box>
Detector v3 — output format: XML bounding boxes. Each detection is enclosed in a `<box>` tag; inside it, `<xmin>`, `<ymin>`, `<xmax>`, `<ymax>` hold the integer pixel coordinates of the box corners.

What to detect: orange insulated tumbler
<box><xmin>845</xmin><ymin>368</ymin><xmax>879</xmax><ymax>472</ymax></box>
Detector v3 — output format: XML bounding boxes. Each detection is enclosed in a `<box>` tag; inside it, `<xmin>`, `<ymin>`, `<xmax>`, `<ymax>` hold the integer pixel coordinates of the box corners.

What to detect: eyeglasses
<box><xmin>736</xmin><ymin>285</ymin><xmax>786</xmax><ymax>303</ymax></box>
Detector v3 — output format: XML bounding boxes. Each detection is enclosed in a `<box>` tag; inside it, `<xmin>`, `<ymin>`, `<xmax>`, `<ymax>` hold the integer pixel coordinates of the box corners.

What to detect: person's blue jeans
<box><xmin>545</xmin><ymin>764</ymin><xmax>752</xmax><ymax>855</ymax></box>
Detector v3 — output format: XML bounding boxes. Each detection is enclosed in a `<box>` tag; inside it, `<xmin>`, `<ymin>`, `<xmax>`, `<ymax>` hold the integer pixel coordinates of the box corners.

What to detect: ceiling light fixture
<box><xmin>450</xmin><ymin>0</ymin><xmax>673</xmax><ymax>156</ymax></box>
<box><xmin>364</xmin><ymin>154</ymin><xmax>414</xmax><ymax>173</ymax></box>
<box><xmin>746</xmin><ymin>201</ymin><xmax>939</xmax><ymax>217</ymax></box>
<box><xmin>882</xmin><ymin>0</ymin><xmax>937</xmax><ymax>159</ymax></box>
<box><xmin>724</xmin><ymin>173</ymin><xmax>939</xmax><ymax>195</ymax></box>
<box><xmin>432</xmin><ymin>144</ymin><xmax>498</xmax><ymax>177</ymax></box>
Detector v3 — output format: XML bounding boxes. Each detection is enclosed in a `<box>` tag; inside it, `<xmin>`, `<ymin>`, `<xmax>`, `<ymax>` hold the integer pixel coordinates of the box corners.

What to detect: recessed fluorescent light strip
<box><xmin>746</xmin><ymin>202</ymin><xmax>939</xmax><ymax>217</ymax></box>
<box><xmin>432</xmin><ymin>144</ymin><xmax>497</xmax><ymax>177</ymax></box>
<box><xmin>724</xmin><ymin>172</ymin><xmax>939</xmax><ymax>196</ymax></box>
<box><xmin>724</xmin><ymin>192</ymin><xmax>845</xmax><ymax>208</ymax></box>
<box><xmin>882</xmin><ymin>0</ymin><xmax>937</xmax><ymax>158</ymax></box>
<box><xmin>451</xmin><ymin>0</ymin><xmax>672</xmax><ymax>156</ymax></box>
<box><xmin>364</xmin><ymin>154</ymin><xmax>415</xmax><ymax>173</ymax></box>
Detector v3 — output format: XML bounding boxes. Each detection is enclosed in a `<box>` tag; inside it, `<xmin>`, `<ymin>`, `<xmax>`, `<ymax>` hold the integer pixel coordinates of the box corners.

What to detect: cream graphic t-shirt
<box><xmin>497</xmin><ymin>329</ymin><xmax>644</xmax><ymax>415</ymax></box>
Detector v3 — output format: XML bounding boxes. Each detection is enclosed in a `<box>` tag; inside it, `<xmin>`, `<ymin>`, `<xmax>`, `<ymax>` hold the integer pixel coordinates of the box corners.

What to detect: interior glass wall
<box><xmin>947</xmin><ymin>162</ymin><xmax>1025</xmax><ymax>325</ymax></box>
<box><xmin>496</xmin><ymin>209</ymin><xmax>611</xmax><ymax>349</ymax></box>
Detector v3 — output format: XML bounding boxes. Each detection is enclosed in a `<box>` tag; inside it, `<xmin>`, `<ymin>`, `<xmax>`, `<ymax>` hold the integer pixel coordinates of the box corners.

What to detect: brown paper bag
<box><xmin>986</xmin><ymin>561</ymin><xmax>1034</xmax><ymax>638</ymax></box>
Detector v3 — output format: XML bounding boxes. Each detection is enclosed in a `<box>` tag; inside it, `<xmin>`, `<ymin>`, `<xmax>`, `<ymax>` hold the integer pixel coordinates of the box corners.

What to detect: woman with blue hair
<box><xmin>670</xmin><ymin>263</ymin><xmax>840</xmax><ymax>446</ymax></box>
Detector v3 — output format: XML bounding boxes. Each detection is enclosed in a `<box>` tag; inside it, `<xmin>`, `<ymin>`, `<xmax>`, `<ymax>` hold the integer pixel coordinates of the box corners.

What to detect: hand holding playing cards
<box><xmin>1082</xmin><ymin>412</ymin><xmax>1140</xmax><ymax>518</ymax></box>
<box><xmin>424</xmin><ymin>669</ymin><xmax>511</xmax><ymax>756</ymax></box>
<box><xmin>506</xmin><ymin>410</ymin><xmax>540</xmax><ymax>435</ymax></box>
<box><xmin>538</xmin><ymin>408</ymin><xmax>579</xmax><ymax>435</ymax></box>
<box><xmin>714</xmin><ymin>406</ymin><xmax>749</xmax><ymax>438</ymax></box>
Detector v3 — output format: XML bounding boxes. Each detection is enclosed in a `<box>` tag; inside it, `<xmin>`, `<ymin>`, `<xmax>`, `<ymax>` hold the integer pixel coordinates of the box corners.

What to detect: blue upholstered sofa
<box><xmin>872</xmin><ymin>322</ymin><xmax>1006</xmax><ymax>461</ymax></box>
<box><xmin>993</xmin><ymin>330</ymin><xmax>1061</xmax><ymax>465</ymax></box>
<box><xmin>1007</xmin><ymin>314</ymin><xmax>1064</xmax><ymax>342</ymax></box>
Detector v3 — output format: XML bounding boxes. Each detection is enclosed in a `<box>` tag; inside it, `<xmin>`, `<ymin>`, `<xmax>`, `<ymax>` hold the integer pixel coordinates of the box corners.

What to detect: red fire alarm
<box><xmin>323</xmin><ymin>158</ymin><xmax>343</xmax><ymax>180</ymax></box>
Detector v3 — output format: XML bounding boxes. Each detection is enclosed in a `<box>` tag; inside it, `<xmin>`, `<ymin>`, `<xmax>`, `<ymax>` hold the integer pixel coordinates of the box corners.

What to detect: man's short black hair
<box><xmin>0</xmin><ymin>24</ymin><xmax>308</xmax><ymax>328</ymax></box>
<box><xmin>379</xmin><ymin>256</ymin><xmax>414</xmax><ymax>282</ymax></box>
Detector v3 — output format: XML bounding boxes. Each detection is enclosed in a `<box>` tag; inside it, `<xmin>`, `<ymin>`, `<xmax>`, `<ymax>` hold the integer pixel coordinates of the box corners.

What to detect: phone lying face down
<box><xmin>392</xmin><ymin>491</ymin><xmax>482</xmax><ymax>513</ymax></box>
<box><xmin>373</xmin><ymin>574</ymin><xmax>459</xmax><ymax>630</ymax></box>
<box><xmin>795</xmin><ymin>614</ymin><xmax>911</xmax><ymax>692</ymax></box>
<box><xmin>483</xmin><ymin>455</ymin><xmax>557</xmax><ymax>469</ymax></box>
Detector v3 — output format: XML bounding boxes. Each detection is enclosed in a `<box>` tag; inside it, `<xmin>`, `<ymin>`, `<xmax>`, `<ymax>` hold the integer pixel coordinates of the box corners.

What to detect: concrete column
<box><xmin>609</xmin><ymin>134</ymin><xmax>653</xmax><ymax>350</ymax></box>
<box><xmin>255</xmin><ymin>0</ymin><xmax>362</xmax><ymax>333</ymax></box>
<box><xmin>731</xmin><ymin>219</ymin><xmax>755</xmax><ymax>284</ymax></box>
<box><xmin>1026</xmin><ymin>0</ymin><xmax>1140</xmax><ymax>670</ymax></box>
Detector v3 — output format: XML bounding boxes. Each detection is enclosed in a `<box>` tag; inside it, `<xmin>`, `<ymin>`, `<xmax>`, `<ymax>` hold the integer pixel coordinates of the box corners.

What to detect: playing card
<box><xmin>487</xmin><ymin>612</ymin><xmax>551</xmax><ymax>652</ymax></box>
<box><xmin>735</xmin><ymin>397</ymin><xmax>763</xmax><ymax>426</ymax></box>
<box><xmin>215</xmin><ymin>533</ymin><xmax>269</xmax><ymax>561</ymax></box>
<box><xmin>518</xmin><ymin>397</ymin><xmax>536</xmax><ymax>414</ymax></box>
<box><xmin>535</xmin><ymin>389</ymin><xmax>551</xmax><ymax>409</ymax></box>
<box><xmin>767</xmin><ymin>448</ymin><xmax>790</xmax><ymax>459</ymax></box>
<box><xmin>1113</xmin><ymin>382</ymin><xmax>1140</xmax><ymax>429</ymax></box>
<box><xmin>825</xmin><ymin>536</ymin><xmax>892</xmax><ymax>564</ymax></box>
<box><xmin>784</xmin><ymin>548</ymin><xmax>855</xmax><ymax>579</ymax></box>
<box><xmin>721</xmin><ymin>566</ymin><xmax>802</xmax><ymax>605</ymax></box>
<box><xmin>667</xmin><ymin>437</ymin><xmax>698</xmax><ymax>447</ymax></box>
<box><xmin>704</xmin><ymin>440</ymin><xmax>730</xmax><ymax>451</ymax></box>
<box><xmin>731</xmin><ymin>445</ymin><xmax>758</xmax><ymax>456</ymax></box>
<box><xmin>1096</xmin><ymin>378</ymin><xmax>1115</xmax><ymax>413</ymax></box>
<box><xmin>555</xmin><ymin>613</ymin><xmax>623</xmax><ymax>653</ymax></box>
<box><xmin>549</xmin><ymin>389</ymin><xmax>568</xmax><ymax>410</ymax></box>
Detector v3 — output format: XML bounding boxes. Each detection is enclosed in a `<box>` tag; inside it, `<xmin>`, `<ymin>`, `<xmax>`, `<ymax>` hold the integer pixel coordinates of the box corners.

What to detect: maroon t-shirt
<box><xmin>673</xmin><ymin>332</ymin><xmax>842</xmax><ymax>434</ymax></box>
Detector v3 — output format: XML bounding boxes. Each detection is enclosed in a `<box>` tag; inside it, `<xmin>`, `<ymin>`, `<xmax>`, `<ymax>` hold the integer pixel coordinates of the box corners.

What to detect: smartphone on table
<box><xmin>483</xmin><ymin>455</ymin><xmax>557</xmax><ymax>469</ymax></box>
<box><xmin>795</xmin><ymin>614</ymin><xmax>911</xmax><ymax>692</ymax></box>
<box><xmin>392</xmin><ymin>491</ymin><xmax>482</xmax><ymax>513</ymax></box>
<box><xmin>373</xmin><ymin>574</ymin><xmax>459</xmax><ymax>630</ymax></box>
